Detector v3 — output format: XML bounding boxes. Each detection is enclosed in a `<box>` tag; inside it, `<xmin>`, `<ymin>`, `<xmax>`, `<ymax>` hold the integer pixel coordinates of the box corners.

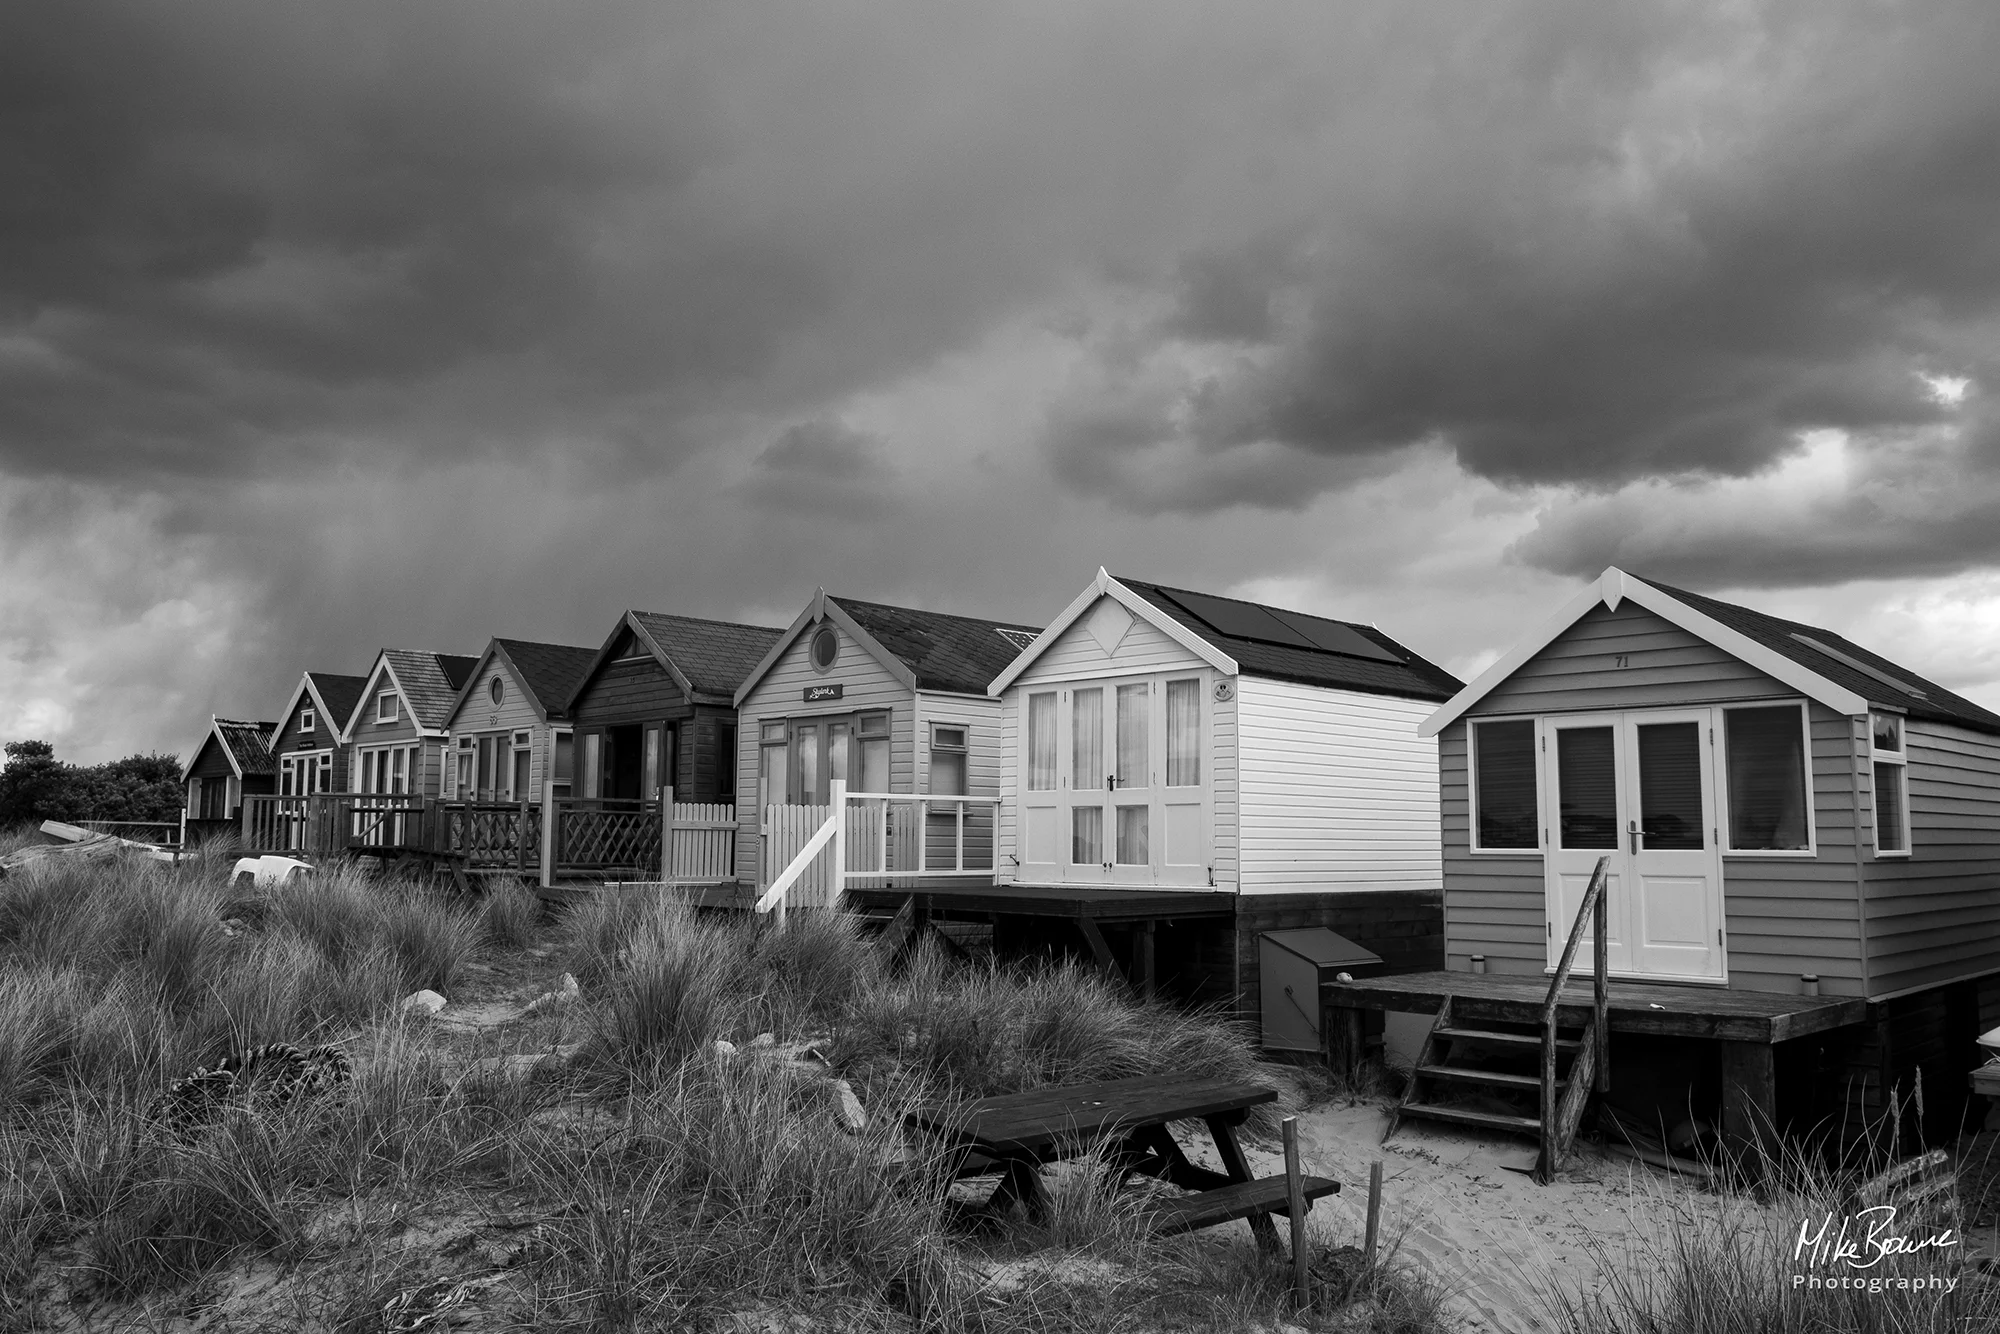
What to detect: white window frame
<box><xmin>1869</xmin><ymin>710</ymin><xmax>1910</xmax><ymax>859</ymax></box>
<box><xmin>299</xmin><ymin>708</ymin><xmax>315</xmax><ymax>734</ymax></box>
<box><xmin>1467</xmin><ymin>714</ymin><xmax>1542</xmax><ymax>855</ymax></box>
<box><xmin>928</xmin><ymin>721</ymin><xmax>969</xmax><ymax>796</ymax></box>
<box><xmin>1716</xmin><ymin>699</ymin><xmax>1818</xmax><ymax>859</ymax></box>
<box><xmin>376</xmin><ymin>690</ymin><xmax>400</xmax><ymax>724</ymax></box>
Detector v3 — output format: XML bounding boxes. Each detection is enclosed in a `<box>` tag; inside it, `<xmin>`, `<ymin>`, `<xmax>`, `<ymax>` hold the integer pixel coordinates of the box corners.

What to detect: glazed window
<box><xmin>1027</xmin><ymin>692</ymin><xmax>1057</xmax><ymax>791</ymax></box>
<box><xmin>759</xmin><ymin>722</ymin><xmax>787</xmax><ymax>809</ymax></box>
<box><xmin>856</xmin><ymin>713</ymin><xmax>889</xmax><ymax>793</ymax></box>
<box><xmin>300</xmin><ymin>708</ymin><xmax>315</xmax><ymax>734</ymax></box>
<box><xmin>1471</xmin><ymin>719</ymin><xmax>1538</xmax><ymax>850</ymax></box>
<box><xmin>1165</xmin><ymin>679</ymin><xmax>1201</xmax><ymax>786</ymax></box>
<box><xmin>930</xmin><ymin>724</ymin><xmax>967</xmax><ymax>796</ymax></box>
<box><xmin>1871</xmin><ymin>712</ymin><xmax>1909</xmax><ymax>856</ymax></box>
<box><xmin>1723</xmin><ymin>705</ymin><xmax>1810</xmax><ymax>852</ymax></box>
<box><xmin>489</xmin><ymin>677</ymin><xmax>504</xmax><ymax>706</ymax></box>
<box><xmin>810</xmin><ymin>626</ymin><xmax>839</xmax><ymax>672</ymax></box>
<box><xmin>717</xmin><ymin>723</ymin><xmax>738</xmax><ymax>800</ymax></box>
<box><xmin>376</xmin><ymin>691</ymin><xmax>399</xmax><ymax>724</ymax></box>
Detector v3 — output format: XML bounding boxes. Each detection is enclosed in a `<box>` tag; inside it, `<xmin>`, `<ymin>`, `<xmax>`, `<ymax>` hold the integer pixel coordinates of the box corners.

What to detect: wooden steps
<box><xmin>1147</xmin><ymin>1175</ymin><xmax>1341</xmax><ymax>1235</ymax></box>
<box><xmin>1383</xmin><ymin>855</ymin><xmax>1615</xmax><ymax>1184</ymax></box>
<box><xmin>1393</xmin><ymin>1104</ymin><xmax>1543</xmax><ymax>1134</ymax></box>
<box><xmin>1436</xmin><ymin>1026</ymin><xmax>1579</xmax><ymax>1051</ymax></box>
<box><xmin>1419</xmin><ymin>1065</ymin><xmax>1561</xmax><ymax>1090</ymax></box>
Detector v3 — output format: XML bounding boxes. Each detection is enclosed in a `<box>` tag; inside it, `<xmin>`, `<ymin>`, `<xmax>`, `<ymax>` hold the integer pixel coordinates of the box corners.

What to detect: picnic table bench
<box><xmin>909</xmin><ymin>1073</ymin><xmax>1339</xmax><ymax>1243</ymax></box>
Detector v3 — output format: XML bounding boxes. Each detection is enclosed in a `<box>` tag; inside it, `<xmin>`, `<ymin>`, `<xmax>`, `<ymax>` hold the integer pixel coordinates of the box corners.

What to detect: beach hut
<box><xmin>339</xmin><ymin>650</ymin><xmax>479</xmax><ymax>799</ymax></box>
<box><xmin>268</xmin><ymin>671</ymin><xmax>368</xmax><ymax>798</ymax></box>
<box><xmin>1341</xmin><ymin>567</ymin><xmax>2000</xmax><ymax>1152</ymax></box>
<box><xmin>731</xmin><ymin>589</ymin><xmax>1040</xmax><ymax>891</ymax></box>
<box><xmin>440</xmin><ymin>638</ymin><xmax>597</xmax><ymax>804</ymax></box>
<box><xmin>182</xmin><ymin>717</ymin><xmax>276</xmax><ymax>840</ymax></box>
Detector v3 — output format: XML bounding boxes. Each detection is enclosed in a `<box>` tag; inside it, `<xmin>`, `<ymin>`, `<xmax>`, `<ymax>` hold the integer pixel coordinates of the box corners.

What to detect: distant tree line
<box><xmin>0</xmin><ymin>741</ymin><xmax>184</xmax><ymax>829</ymax></box>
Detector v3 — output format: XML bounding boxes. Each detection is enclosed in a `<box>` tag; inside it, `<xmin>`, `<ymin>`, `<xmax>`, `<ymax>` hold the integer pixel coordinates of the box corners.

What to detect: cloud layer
<box><xmin>5</xmin><ymin>1</ymin><xmax>2000</xmax><ymax>758</ymax></box>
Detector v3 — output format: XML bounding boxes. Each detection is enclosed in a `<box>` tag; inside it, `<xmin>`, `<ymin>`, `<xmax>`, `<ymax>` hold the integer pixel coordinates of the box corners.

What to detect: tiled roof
<box><xmin>382</xmin><ymin>650</ymin><xmax>478</xmax><ymax>729</ymax></box>
<box><xmin>830</xmin><ymin>597</ymin><xmax>1043</xmax><ymax>695</ymax></box>
<box><xmin>1115</xmin><ymin>577</ymin><xmax>1464</xmax><ymax>702</ymax></box>
<box><xmin>1636</xmin><ymin>576</ymin><xmax>2000</xmax><ymax>736</ymax></box>
<box><xmin>494</xmin><ymin>639</ymin><xmax>598</xmax><ymax>717</ymax></box>
<box><xmin>630</xmin><ymin>613</ymin><xmax>785</xmax><ymax>701</ymax></box>
<box><xmin>213</xmin><ymin>718</ymin><xmax>277</xmax><ymax>777</ymax></box>
<box><xmin>306</xmin><ymin>672</ymin><xmax>369</xmax><ymax>734</ymax></box>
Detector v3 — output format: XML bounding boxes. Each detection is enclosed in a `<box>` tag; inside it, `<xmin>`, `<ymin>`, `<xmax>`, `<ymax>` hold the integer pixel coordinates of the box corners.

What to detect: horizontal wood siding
<box><xmin>274</xmin><ymin>690</ymin><xmax>349</xmax><ymax>791</ymax></box>
<box><xmin>734</xmin><ymin>618</ymin><xmax>913</xmax><ymax>886</ymax></box>
<box><xmin>1473</xmin><ymin>601</ymin><xmax>1785</xmax><ymax>715</ymax></box>
<box><xmin>1213</xmin><ymin>684</ymin><xmax>1239</xmax><ymax>891</ymax></box>
<box><xmin>1440</xmin><ymin>720</ymin><xmax>1545</xmax><ymax>974</ymax></box>
<box><xmin>349</xmin><ymin>662</ymin><xmax>441</xmax><ymax>796</ymax></box>
<box><xmin>912</xmin><ymin>691</ymin><xmax>1004</xmax><ymax>799</ymax></box>
<box><xmin>446</xmin><ymin>654</ymin><xmax>548</xmax><ymax>799</ymax></box>
<box><xmin>1863</xmin><ymin>719</ymin><xmax>2000</xmax><ymax>997</ymax></box>
<box><xmin>1440</xmin><ymin>628</ymin><xmax>1872</xmax><ymax>992</ymax></box>
<box><xmin>1013</xmin><ymin>595</ymin><xmax>1208</xmax><ymax>682</ymax></box>
<box><xmin>187</xmin><ymin>735</ymin><xmax>234</xmax><ymax>780</ymax></box>
<box><xmin>1236</xmin><ymin>678</ymin><xmax>1440</xmax><ymax>895</ymax></box>
<box><xmin>1718</xmin><ymin>705</ymin><xmax>1865</xmax><ymax>996</ymax></box>
<box><xmin>569</xmin><ymin>655</ymin><xmax>691</xmax><ymax>727</ymax></box>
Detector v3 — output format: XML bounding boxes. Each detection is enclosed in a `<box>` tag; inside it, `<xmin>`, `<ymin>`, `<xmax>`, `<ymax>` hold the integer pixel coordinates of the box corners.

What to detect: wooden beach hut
<box><xmin>182</xmin><ymin>717</ymin><xmax>276</xmax><ymax>841</ymax></box>
<box><xmin>1340</xmin><ymin>566</ymin><xmax>2000</xmax><ymax>1157</ymax></box>
<box><xmin>441</xmin><ymin>638</ymin><xmax>597</xmax><ymax>804</ymax></box>
<box><xmin>339</xmin><ymin>650</ymin><xmax>480</xmax><ymax>799</ymax></box>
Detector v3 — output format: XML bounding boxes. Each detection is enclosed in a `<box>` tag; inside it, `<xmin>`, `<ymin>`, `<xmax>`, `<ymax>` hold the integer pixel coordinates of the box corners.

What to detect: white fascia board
<box><xmin>987</xmin><ymin>568</ymin><xmax>1236</xmax><ymax>695</ymax></box>
<box><xmin>337</xmin><ymin>654</ymin><xmax>391</xmax><ymax>739</ymax></box>
<box><xmin>627</xmin><ymin>613</ymin><xmax>701</xmax><ymax>702</ymax></box>
<box><xmin>274</xmin><ymin>675</ymin><xmax>315</xmax><ymax>740</ymax></box>
<box><xmin>439</xmin><ymin>641</ymin><xmax>503</xmax><ymax>734</ymax></box>
<box><xmin>733</xmin><ymin>593</ymin><xmax>824</xmax><ymax>707</ymax></box>
<box><xmin>1420</xmin><ymin>567</ymin><xmax>1866</xmax><ymax>738</ymax></box>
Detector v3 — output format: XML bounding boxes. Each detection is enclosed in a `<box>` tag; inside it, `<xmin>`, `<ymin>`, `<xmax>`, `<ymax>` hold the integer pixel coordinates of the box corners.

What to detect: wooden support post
<box><xmin>1077</xmin><ymin>914</ymin><xmax>1128</xmax><ymax>988</ymax></box>
<box><xmin>1140</xmin><ymin>920</ymin><xmax>1157</xmax><ymax>1001</ymax></box>
<box><xmin>660</xmin><ymin>785</ymin><xmax>676</xmax><ymax>882</ymax></box>
<box><xmin>1594</xmin><ymin>878</ymin><xmax>1610</xmax><ymax>1094</ymax></box>
<box><xmin>829</xmin><ymin>778</ymin><xmax>847</xmax><ymax>913</ymax></box>
<box><xmin>517</xmin><ymin>799</ymin><xmax>531</xmax><ymax>872</ymax></box>
<box><xmin>1363</xmin><ymin>1160</ymin><xmax>1382</xmax><ymax>1270</ymax></box>
<box><xmin>1337</xmin><ymin>1007</ymin><xmax>1365</xmax><ymax>1080</ymax></box>
<box><xmin>1282</xmin><ymin>1117</ymin><xmax>1309</xmax><ymax>1312</ymax></box>
<box><xmin>1719</xmin><ymin>1040</ymin><xmax>1779</xmax><ymax>1171</ymax></box>
<box><xmin>538</xmin><ymin>780</ymin><xmax>557</xmax><ymax>890</ymax></box>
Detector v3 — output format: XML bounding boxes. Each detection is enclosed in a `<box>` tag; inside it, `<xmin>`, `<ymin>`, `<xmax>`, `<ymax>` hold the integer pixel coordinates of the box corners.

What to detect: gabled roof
<box><xmin>345</xmin><ymin>649</ymin><xmax>479</xmax><ymax>735</ymax></box>
<box><xmin>196</xmin><ymin>717</ymin><xmax>277</xmax><ymax>779</ymax></box>
<box><xmin>570</xmin><ymin>611</ymin><xmax>785</xmax><ymax>710</ymax></box>
<box><xmin>1421</xmin><ymin>567</ymin><xmax>2000</xmax><ymax>738</ymax></box>
<box><xmin>733</xmin><ymin>590</ymin><xmax>1042</xmax><ymax>704</ymax></box>
<box><xmin>272</xmin><ymin>670</ymin><xmax>370</xmax><ymax>745</ymax></box>
<box><xmin>988</xmin><ymin>569</ymin><xmax>1462</xmax><ymax>702</ymax></box>
<box><xmin>442</xmin><ymin>637</ymin><xmax>598</xmax><ymax>730</ymax></box>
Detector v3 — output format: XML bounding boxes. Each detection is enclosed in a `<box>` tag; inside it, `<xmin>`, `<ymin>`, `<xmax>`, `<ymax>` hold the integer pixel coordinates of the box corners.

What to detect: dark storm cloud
<box><xmin>1038</xmin><ymin>1</ymin><xmax>2000</xmax><ymax>519</ymax></box>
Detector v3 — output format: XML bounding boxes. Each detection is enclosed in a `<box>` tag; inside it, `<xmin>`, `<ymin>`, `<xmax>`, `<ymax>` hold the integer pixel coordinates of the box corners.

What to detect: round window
<box><xmin>810</xmin><ymin>626</ymin><xmax>839</xmax><ymax>672</ymax></box>
<box><xmin>489</xmin><ymin>678</ymin><xmax>504</xmax><ymax>706</ymax></box>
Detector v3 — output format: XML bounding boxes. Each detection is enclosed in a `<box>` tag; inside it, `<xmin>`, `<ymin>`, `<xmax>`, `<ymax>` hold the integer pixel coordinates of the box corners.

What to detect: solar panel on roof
<box><xmin>1160</xmin><ymin>587</ymin><xmax>1405</xmax><ymax>662</ymax></box>
<box><xmin>1265</xmin><ymin>607</ymin><xmax>1403</xmax><ymax>663</ymax></box>
<box><xmin>1160</xmin><ymin>589</ymin><xmax>1319</xmax><ymax>649</ymax></box>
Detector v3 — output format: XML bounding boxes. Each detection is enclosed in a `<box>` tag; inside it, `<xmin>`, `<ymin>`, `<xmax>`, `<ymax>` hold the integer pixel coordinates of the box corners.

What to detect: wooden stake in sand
<box><xmin>1282</xmin><ymin>1116</ymin><xmax>1309</xmax><ymax>1311</ymax></box>
<box><xmin>1363</xmin><ymin>1160</ymin><xmax>1383</xmax><ymax>1270</ymax></box>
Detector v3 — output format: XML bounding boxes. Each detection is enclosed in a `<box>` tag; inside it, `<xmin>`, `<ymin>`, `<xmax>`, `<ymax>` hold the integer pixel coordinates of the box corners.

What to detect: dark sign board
<box><xmin>804</xmin><ymin>683</ymin><xmax>844</xmax><ymax>702</ymax></box>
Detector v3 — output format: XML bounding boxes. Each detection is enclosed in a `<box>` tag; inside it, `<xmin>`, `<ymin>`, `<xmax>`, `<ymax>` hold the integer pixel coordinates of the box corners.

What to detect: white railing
<box><xmin>754</xmin><ymin>781</ymin><xmax>1000</xmax><ymax>921</ymax></box>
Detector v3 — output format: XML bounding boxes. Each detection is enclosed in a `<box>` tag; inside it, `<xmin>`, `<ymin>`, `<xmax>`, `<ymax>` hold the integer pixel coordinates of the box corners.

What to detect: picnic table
<box><xmin>909</xmin><ymin>1072</ymin><xmax>1340</xmax><ymax>1243</ymax></box>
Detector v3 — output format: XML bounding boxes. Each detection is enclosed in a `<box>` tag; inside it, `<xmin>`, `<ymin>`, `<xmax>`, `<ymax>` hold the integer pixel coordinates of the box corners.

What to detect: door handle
<box><xmin>1628</xmin><ymin>820</ymin><xmax>1640</xmax><ymax>855</ymax></box>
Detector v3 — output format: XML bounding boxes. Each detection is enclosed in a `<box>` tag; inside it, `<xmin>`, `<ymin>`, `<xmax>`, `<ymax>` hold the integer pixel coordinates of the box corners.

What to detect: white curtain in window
<box><xmin>1116</xmin><ymin>684</ymin><xmax>1148</xmax><ymax>788</ymax></box>
<box><xmin>1028</xmin><ymin>693</ymin><xmax>1057</xmax><ymax>791</ymax></box>
<box><xmin>1073</xmin><ymin>688</ymin><xmax>1104</xmax><ymax>790</ymax></box>
<box><xmin>1165</xmin><ymin>680</ymin><xmax>1199</xmax><ymax>786</ymax></box>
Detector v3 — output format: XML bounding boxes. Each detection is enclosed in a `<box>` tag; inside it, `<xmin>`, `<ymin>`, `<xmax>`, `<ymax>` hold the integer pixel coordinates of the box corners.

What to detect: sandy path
<box><xmin>1217</xmin><ymin>1103</ymin><xmax>1686</xmax><ymax>1334</ymax></box>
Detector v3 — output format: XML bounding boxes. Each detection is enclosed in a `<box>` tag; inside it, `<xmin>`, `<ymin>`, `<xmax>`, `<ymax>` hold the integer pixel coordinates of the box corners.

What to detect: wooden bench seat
<box><xmin>1147</xmin><ymin>1175</ymin><xmax>1340</xmax><ymax>1235</ymax></box>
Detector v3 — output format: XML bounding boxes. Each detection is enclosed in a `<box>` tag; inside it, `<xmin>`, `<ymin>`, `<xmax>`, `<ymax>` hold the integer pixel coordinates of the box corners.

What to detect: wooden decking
<box><xmin>1325</xmin><ymin>970</ymin><xmax>1868</xmax><ymax>1044</ymax></box>
<box><xmin>843</xmin><ymin>883</ymin><xmax>1234</xmax><ymax>921</ymax></box>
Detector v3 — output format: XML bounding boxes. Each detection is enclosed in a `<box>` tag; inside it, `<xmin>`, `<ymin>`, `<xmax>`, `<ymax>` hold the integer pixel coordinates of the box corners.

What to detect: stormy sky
<box><xmin>6</xmin><ymin>0</ymin><xmax>2000</xmax><ymax>761</ymax></box>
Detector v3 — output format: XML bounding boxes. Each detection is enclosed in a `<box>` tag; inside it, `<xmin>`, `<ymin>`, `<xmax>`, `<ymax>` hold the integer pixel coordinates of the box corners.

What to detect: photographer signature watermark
<box><xmin>1793</xmin><ymin>1206</ymin><xmax>1960</xmax><ymax>1293</ymax></box>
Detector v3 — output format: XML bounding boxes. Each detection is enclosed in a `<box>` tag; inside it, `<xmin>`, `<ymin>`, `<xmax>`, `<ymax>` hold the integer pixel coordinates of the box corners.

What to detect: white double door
<box><xmin>1018</xmin><ymin>673</ymin><xmax>1210</xmax><ymax>887</ymax></box>
<box><xmin>1541</xmin><ymin>709</ymin><xmax>1726</xmax><ymax>982</ymax></box>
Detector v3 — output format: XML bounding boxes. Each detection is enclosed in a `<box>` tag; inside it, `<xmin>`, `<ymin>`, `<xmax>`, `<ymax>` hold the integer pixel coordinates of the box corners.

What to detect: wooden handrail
<box><xmin>1538</xmin><ymin>854</ymin><xmax>1611</xmax><ymax>1180</ymax></box>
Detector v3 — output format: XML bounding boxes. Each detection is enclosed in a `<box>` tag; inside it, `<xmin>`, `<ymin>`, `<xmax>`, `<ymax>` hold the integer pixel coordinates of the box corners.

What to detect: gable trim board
<box><xmin>275</xmin><ymin>673</ymin><xmax>365</xmax><ymax>746</ymax></box>
<box><xmin>343</xmin><ymin>655</ymin><xmax>446</xmax><ymax>739</ymax></box>
<box><xmin>441</xmin><ymin>638</ymin><xmax>596</xmax><ymax>733</ymax></box>
<box><xmin>737</xmin><ymin>591</ymin><xmax>922</xmax><ymax>702</ymax></box>
<box><xmin>989</xmin><ymin>570</ymin><xmax>1236</xmax><ymax>694</ymax></box>
<box><xmin>1422</xmin><ymin>567</ymin><xmax>1868</xmax><ymax>738</ymax></box>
